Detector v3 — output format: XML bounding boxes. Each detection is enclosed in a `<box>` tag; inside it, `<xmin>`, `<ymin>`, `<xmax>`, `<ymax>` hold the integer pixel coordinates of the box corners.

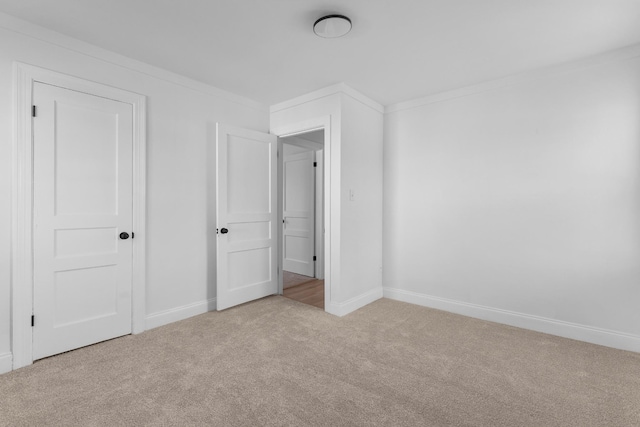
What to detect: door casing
<box><xmin>11</xmin><ymin>63</ymin><xmax>147</xmax><ymax>370</ymax></box>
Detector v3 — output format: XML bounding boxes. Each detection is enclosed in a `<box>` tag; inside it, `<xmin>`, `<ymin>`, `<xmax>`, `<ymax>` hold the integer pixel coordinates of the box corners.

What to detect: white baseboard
<box><xmin>383</xmin><ymin>287</ymin><xmax>640</xmax><ymax>353</ymax></box>
<box><xmin>327</xmin><ymin>287</ymin><xmax>383</xmax><ymax>317</ymax></box>
<box><xmin>145</xmin><ymin>298</ymin><xmax>217</xmax><ymax>330</ymax></box>
<box><xmin>0</xmin><ymin>352</ymin><xmax>12</xmax><ymax>374</ymax></box>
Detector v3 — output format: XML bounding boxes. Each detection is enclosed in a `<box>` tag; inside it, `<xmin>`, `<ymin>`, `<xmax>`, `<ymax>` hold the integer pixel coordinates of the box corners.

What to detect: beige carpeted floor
<box><xmin>1</xmin><ymin>297</ymin><xmax>639</xmax><ymax>426</ymax></box>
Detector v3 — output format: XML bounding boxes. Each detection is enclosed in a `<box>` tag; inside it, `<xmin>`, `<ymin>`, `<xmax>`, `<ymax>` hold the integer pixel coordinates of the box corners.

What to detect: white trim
<box><xmin>271</xmin><ymin>83</ymin><xmax>384</xmax><ymax>114</ymax></box>
<box><xmin>11</xmin><ymin>62</ymin><xmax>34</xmax><ymax>370</ymax></box>
<box><xmin>131</xmin><ymin>91</ymin><xmax>147</xmax><ymax>334</ymax></box>
<box><xmin>314</xmin><ymin>149</ymin><xmax>324</xmax><ymax>280</ymax></box>
<box><xmin>270</xmin><ymin>84</ymin><xmax>344</xmax><ymax>113</ymax></box>
<box><xmin>145</xmin><ymin>298</ymin><xmax>217</xmax><ymax>330</ymax></box>
<box><xmin>327</xmin><ymin>288</ymin><xmax>383</xmax><ymax>317</ymax></box>
<box><xmin>340</xmin><ymin>84</ymin><xmax>384</xmax><ymax>114</ymax></box>
<box><xmin>385</xmin><ymin>42</ymin><xmax>640</xmax><ymax>114</ymax></box>
<box><xmin>276</xmin><ymin>127</ymin><xmax>324</xmax><ymax>139</ymax></box>
<box><xmin>383</xmin><ymin>287</ymin><xmax>640</xmax><ymax>353</ymax></box>
<box><xmin>0</xmin><ymin>11</ymin><xmax>266</xmax><ymax>112</ymax></box>
<box><xmin>0</xmin><ymin>353</ymin><xmax>12</xmax><ymax>375</ymax></box>
<box><xmin>271</xmin><ymin>117</ymin><xmax>337</xmax><ymax>315</ymax></box>
<box><xmin>11</xmin><ymin>63</ymin><xmax>147</xmax><ymax>370</ymax></box>
<box><xmin>277</xmin><ymin>137</ymin><xmax>284</xmax><ymax>295</ymax></box>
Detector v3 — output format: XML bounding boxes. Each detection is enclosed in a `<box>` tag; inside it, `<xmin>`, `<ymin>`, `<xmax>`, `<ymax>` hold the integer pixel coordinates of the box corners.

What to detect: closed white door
<box><xmin>32</xmin><ymin>82</ymin><xmax>133</xmax><ymax>360</ymax></box>
<box><xmin>216</xmin><ymin>124</ymin><xmax>278</xmax><ymax>310</ymax></box>
<box><xmin>283</xmin><ymin>150</ymin><xmax>315</xmax><ymax>276</ymax></box>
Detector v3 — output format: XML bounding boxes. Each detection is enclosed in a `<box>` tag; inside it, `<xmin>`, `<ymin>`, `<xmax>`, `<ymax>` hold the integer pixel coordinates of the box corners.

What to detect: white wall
<box><xmin>0</xmin><ymin>15</ymin><xmax>269</xmax><ymax>370</ymax></box>
<box><xmin>340</xmin><ymin>94</ymin><xmax>384</xmax><ymax>302</ymax></box>
<box><xmin>383</xmin><ymin>53</ymin><xmax>640</xmax><ymax>351</ymax></box>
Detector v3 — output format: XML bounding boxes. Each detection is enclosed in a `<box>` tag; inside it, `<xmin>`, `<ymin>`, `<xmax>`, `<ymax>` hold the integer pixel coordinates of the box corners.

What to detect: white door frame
<box><xmin>314</xmin><ymin>149</ymin><xmax>324</xmax><ymax>280</ymax></box>
<box><xmin>272</xmin><ymin>116</ymin><xmax>334</xmax><ymax>313</ymax></box>
<box><xmin>11</xmin><ymin>63</ymin><xmax>147</xmax><ymax>370</ymax></box>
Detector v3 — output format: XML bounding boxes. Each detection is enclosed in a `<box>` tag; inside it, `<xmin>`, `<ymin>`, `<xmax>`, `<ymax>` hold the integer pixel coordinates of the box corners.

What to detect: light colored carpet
<box><xmin>1</xmin><ymin>297</ymin><xmax>639</xmax><ymax>426</ymax></box>
<box><xmin>283</xmin><ymin>270</ymin><xmax>315</xmax><ymax>289</ymax></box>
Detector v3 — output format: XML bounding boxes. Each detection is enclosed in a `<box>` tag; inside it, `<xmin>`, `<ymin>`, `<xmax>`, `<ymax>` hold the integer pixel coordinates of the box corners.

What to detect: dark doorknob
<box><xmin>119</xmin><ymin>232</ymin><xmax>130</xmax><ymax>240</ymax></box>
<box><xmin>220</xmin><ymin>228</ymin><xmax>229</xmax><ymax>234</ymax></box>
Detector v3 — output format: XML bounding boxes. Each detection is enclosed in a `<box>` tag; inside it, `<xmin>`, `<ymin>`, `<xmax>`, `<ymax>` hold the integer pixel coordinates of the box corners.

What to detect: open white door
<box><xmin>283</xmin><ymin>150</ymin><xmax>315</xmax><ymax>277</ymax></box>
<box><xmin>216</xmin><ymin>124</ymin><xmax>278</xmax><ymax>310</ymax></box>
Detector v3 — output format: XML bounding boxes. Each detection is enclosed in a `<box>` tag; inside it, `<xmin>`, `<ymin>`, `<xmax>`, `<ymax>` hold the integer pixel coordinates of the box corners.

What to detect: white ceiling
<box><xmin>1</xmin><ymin>0</ymin><xmax>640</xmax><ymax>106</ymax></box>
<box><xmin>298</xmin><ymin>130</ymin><xmax>324</xmax><ymax>145</ymax></box>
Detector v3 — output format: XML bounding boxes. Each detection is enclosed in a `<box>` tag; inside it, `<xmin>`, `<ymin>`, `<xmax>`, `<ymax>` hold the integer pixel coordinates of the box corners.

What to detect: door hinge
<box><xmin>313</xmin><ymin>162</ymin><xmax>317</xmax><ymax>167</ymax></box>
<box><xmin>131</xmin><ymin>232</ymin><xmax>135</xmax><ymax>239</ymax></box>
<box><xmin>31</xmin><ymin>315</ymin><xmax>34</xmax><ymax>327</ymax></box>
<box><xmin>313</xmin><ymin>256</ymin><xmax>317</xmax><ymax>261</ymax></box>
<box><xmin>32</xmin><ymin>105</ymin><xmax>37</xmax><ymax>117</ymax></box>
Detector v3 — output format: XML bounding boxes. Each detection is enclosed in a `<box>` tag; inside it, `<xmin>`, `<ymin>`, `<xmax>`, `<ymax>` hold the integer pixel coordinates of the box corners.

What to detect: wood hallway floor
<box><xmin>283</xmin><ymin>279</ymin><xmax>324</xmax><ymax>309</ymax></box>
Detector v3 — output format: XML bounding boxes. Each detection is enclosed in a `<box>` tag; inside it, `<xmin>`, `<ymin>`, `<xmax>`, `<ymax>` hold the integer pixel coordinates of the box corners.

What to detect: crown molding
<box><xmin>270</xmin><ymin>83</ymin><xmax>384</xmax><ymax>114</ymax></box>
<box><xmin>0</xmin><ymin>12</ymin><xmax>268</xmax><ymax>112</ymax></box>
<box><xmin>386</xmin><ymin>43</ymin><xmax>640</xmax><ymax>114</ymax></box>
<box><xmin>339</xmin><ymin>83</ymin><xmax>385</xmax><ymax>113</ymax></box>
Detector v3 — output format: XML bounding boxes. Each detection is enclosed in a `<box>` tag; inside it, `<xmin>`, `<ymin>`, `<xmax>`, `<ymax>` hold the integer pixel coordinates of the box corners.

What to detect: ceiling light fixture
<box><xmin>313</xmin><ymin>14</ymin><xmax>352</xmax><ymax>38</ymax></box>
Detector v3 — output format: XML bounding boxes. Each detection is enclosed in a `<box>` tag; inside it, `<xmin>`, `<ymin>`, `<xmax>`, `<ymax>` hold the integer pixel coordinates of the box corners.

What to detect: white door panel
<box><xmin>216</xmin><ymin>124</ymin><xmax>278</xmax><ymax>310</ymax></box>
<box><xmin>283</xmin><ymin>151</ymin><xmax>315</xmax><ymax>276</ymax></box>
<box><xmin>33</xmin><ymin>82</ymin><xmax>133</xmax><ymax>360</ymax></box>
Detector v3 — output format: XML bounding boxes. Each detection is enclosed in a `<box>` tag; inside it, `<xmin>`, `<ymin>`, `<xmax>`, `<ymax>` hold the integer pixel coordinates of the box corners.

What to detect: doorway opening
<box><xmin>280</xmin><ymin>130</ymin><xmax>324</xmax><ymax>309</ymax></box>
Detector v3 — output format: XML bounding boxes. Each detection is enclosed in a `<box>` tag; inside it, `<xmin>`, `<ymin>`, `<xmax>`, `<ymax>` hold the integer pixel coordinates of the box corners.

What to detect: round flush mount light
<box><xmin>313</xmin><ymin>14</ymin><xmax>352</xmax><ymax>38</ymax></box>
